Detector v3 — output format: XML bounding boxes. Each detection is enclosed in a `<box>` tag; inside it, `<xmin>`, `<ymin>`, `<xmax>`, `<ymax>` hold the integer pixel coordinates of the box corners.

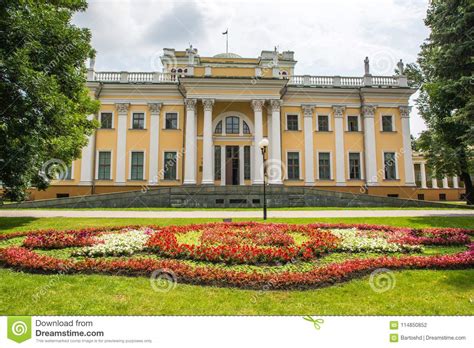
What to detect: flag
<box><xmin>222</xmin><ymin>29</ymin><xmax>228</xmax><ymax>35</ymax></box>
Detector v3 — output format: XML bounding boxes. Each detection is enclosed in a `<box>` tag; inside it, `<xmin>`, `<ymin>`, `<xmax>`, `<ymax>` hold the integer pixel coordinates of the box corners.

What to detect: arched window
<box><xmin>280</xmin><ymin>70</ymin><xmax>289</xmax><ymax>79</ymax></box>
<box><xmin>243</xmin><ymin>121</ymin><xmax>250</xmax><ymax>134</ymax></box>
<box><xmin>214</xmin><ymin>121</ymin><xmax>222</xmax><ymax>134</ymax></box>
<box><xmin>177</xmin><ymin>68</ymin><xmax>183</xmax><ymax>73</ymax></box>
<box><xmin>225</xmin><ymin>116</ymin><xmax>240</xmax><ymax>134</ymax></box>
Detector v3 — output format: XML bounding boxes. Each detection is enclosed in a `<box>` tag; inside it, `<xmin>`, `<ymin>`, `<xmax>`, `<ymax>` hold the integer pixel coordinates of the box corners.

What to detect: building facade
<box><xmin>28</xmin><ymin>47</ymin><xmax>464</xmax><ymax>201</ymax></box>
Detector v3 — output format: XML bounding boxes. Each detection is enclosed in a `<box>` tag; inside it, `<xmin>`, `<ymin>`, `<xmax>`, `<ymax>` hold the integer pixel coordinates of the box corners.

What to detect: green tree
<box><xmin>405</xmin><ymin>0</ymin><xmax>473</xmax><ymax>204</ymax></box>
<box><xmin>0</xmin><ymin>0</ymin><xmax>98</xmax><ymax>201</ymax></box>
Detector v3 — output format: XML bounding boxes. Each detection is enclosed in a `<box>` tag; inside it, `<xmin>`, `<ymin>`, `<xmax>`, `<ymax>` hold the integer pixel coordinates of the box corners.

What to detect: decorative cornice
<box><xmin>148</xmin><ymin>102</ymin><xmax>162</xmax><ymax>114</ymax></box>
<box><xmin>301</xmin><ymin>104</ymin><xmax>315</xmax><ymax>118</ymax></box>
<box><xmin>361</xmin><ymin>105</ymin><xmax>377</xmax><ymax>118</ymax></box>
<box><xmin>269</xmin><ymin>99</ymin><xmax>283</xmax><ymax>112</ymax></box>
<box><xmin>399</xmin><ymin>105</ymin><xmax>411</xmax><ymax>118</ymax></box>
<box><xmin>184</xmin><ymin>98</ymin><xmax>197</xmax><ymax>111</ymax></box>
<box><xmin>202</xmin><ymin>98</ymin><xmax>215</xmax><ymax>112</ymax></box>
<box><xmin>332</xmin><ymin>105</ymin><xmax>346</xmax><ymax>118</ymax></box>
<box><xmin>115</xmin><ymin>103</ymin><xmax>130</xmax><ymax>113</ymax></box>
<box><xmin>251</xmin><ymin>99</ymin><xmax>265</xmax><ymax>112</ymax></box>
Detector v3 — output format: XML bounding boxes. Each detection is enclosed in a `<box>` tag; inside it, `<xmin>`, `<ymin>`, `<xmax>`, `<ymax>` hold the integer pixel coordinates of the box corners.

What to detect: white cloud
<box><xmin>74</xmin><ymin>0</ymin><xmax>429</xmax><ymax>135</ymax></box>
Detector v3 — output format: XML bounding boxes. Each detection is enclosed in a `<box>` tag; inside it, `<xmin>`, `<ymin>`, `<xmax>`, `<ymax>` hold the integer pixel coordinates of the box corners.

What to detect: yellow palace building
<box><xmin>30</xmin><ymin>46</ymin><xmax>464</xmax><ymax>203</ymax></box>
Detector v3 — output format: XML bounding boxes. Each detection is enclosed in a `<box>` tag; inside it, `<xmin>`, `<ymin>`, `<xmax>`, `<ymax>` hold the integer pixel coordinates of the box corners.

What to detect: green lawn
<box><xmin>0</xmin><ymin>216</ymin><xmax>473</xmax><ymax>315</ymax></box>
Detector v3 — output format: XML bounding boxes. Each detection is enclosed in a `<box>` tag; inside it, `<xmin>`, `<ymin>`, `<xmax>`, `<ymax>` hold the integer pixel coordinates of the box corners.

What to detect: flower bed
<box><xmin>1</xmin><ymin>222</ymin><xmax>472</xmax><ymax>290</ymax></box>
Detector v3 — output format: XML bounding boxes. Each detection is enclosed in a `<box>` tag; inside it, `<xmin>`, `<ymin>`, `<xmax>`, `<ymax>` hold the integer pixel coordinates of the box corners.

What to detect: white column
<box><xmin>267</xmin><ymin>107</ymin><xmax>273</xmax><ymax>159</ymax></box>
<box><xmin>420</xmin><ymin>162</ymin><xmax>427</xmax><ymax>188</ymax></box>
<box><xmin>442</xmin><ymin>177</ymin><xmax>449</xmax><ymax>188</ymax></box>
<box><xmin>79</xmin><ymin>114</ymin><xmax>96</xmax><ymax>185</ymax></box>
<box><xmin>183</xmin><ymin>98</ymin><xmax>197</xmax><ymax>184</ymax></box>
<box><xmin>453</xmin><ymin>176</ymin><xmax>459</xmax><ymax>188</ymax></box>
<box><xmin>239</xmin><ymin>146</ymin><xmax>245</xmax><ymax>185</ymax></box>
<box><xmin>333</xmin><ymin>105</ymin><xmax>346</xmax><ymax>186</ymax></box>
<box><xmin>201</xmin><ymin>99</ymin><xmax>214</xmax><ymax>184</ymax></box>
<box><xmin>269</xmin><ymin>100</ymin><xmax>283</xmax><ymax>185</ymax></box>
<box><xmin>302</xmin><ymin>105</ymin><xmax>315</xmax><ymax>186</ymax></box>
<box><xmin>251</xmin><ymin>100</ymin><xmax>265</xmax><ymax>184</ymax></box>
<box><xmin>220</xmin><ymin>145</ymin><xmax>226</xmax><ymax>186</ymax></box>
<box><xmin>148</xmin><ymin>103</ymin><xmax>162</xmax><ymax>185</ymax></box>
<box><xmin>115</xmin><ymin>103</ymin><xmax>129</xmax><ymax>185</ymax></box>
<box><xmin>432</xmin><ymin>178</ymin><xmax>439</xmax><ymax>189</ymax></box>
<box><xmin>362</xmin><ymin>105</ymin><xmax>378</xmax><ymax>185</ymax></box>
<box><xmin>400</xmin><ymin>106</ymin><xmax>416</xmax><ymax>186</ymax></box>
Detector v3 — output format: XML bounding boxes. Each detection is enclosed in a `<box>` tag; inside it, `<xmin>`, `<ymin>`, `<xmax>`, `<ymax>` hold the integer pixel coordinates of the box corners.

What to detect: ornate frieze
<box><xmin>115</xmin><ymin>103</ymin><xmax>130</xmax><ymax>113</ymax></box>
<box><xmin>332</xmin><ymin>105</ymin><xmax>346</xmax><ymax>118</ymax></box>
<box><xmin>148</xmin><ymin>103</ymin><xmax>162</xmax><ymax>114</ymax></box>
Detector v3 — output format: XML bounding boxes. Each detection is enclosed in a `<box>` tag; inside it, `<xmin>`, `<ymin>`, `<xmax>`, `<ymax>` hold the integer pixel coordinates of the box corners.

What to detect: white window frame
<box><xmin>380</xmin><ymin>114</ymin><xmax>396</xmax><ymax>132</ymax></box>
<box><xmin>382</xmin><ymin>150</ymin><xmax>399</xmax><ymax>180</ymax></box>
<box><xmin>316</xmin><ymin>151</ymin><xmax>333</xmax><ymax>180</ymax></box>
<box><xmin>95</xmin><ymin>150</ymin><xmax>114</xmax><ymax>180</ymax></box>
<box><xmin>99</xmin><ymin>111</ymin><xmax>115</xmax><ymax>129</ymax></box>
<box><xmin>163</xmin><ymin>111</ymin><xmax>180</xmax><ymax>130</ymax></box>
<box><xmin>346</xmin><ymin>114</ymin><xmax>361</xmax><ymax>132</ymax></box>
<box><xmin>316</xmin><ymin>113</ymin><xmax>332</xmax><ymax>132</ymax></box>
<box><xmin>130</xmin><ymin>111</ymin><xmax>147</xmax><ymax>130</ymax></box>
<box><xmin>347</xmin><ymin>151</ymin><xmax>364</xmax><ymax>180</ymax></box>
<box><xmin>285</xmin><ymin>113</ymin><xmax>301</xmax><ymax>131</ymax></box>
<box><xmin>162</xmin><ymin>150</ymin><xmax>179</xmax><ymax>180</ymax></box>
<box><xmin>285</xmin><ymin>150</ymin><xmax>302</xmax><ymax>180</ymax></box>
<box><xmin>129</xmin><ymin>150</ymin><xmax>147</xmax><ymax>181</ymax></box>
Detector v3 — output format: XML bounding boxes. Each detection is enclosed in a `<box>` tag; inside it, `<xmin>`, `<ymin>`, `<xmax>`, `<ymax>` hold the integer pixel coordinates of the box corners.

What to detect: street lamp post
<box><xmin>258</xmin><ymin>138</ymin><xmax>269</xmax><ymax>220</ymax></box>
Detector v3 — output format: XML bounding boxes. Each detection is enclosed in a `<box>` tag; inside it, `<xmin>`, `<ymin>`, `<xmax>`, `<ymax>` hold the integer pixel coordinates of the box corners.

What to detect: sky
<box><xmin>73</xmin><ymin>0</ymin><xmax>430</xmax><ymax>136</ymax></box>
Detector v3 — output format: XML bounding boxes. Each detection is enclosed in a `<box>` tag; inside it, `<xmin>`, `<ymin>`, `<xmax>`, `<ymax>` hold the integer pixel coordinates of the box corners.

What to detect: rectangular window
<box><xmin>165</xmin><ymin>113</ymin><xmax>178</xmax><ymax>129</ymax></box>
<box><xmin>98</xmin><ymin>151</ymin><xmax>111</xmax><ymax>180</ymax></box>
<box><xmin>286</xmin><ymin>115</ymin><xmax>299</xmax><ymax>131</ymax></box>
<box><xmin>347</xmin><ymin>116</ymin><xmax>359</xmax><ymax>132</ymax></box>
<box><xmin>318</xmin><ymin>152</ymin><xmax>331</xmax><ymax>180</ymax></box>
<box><xmin>225</xmin><ymin>116</ymin><xmax>240</xmax><ymax>134</ymax></box>
<box><xmin>130</xmin><ymin>152</ymin><xmax>144</xmax><ymax>180</ymax></box>
<box><xmin>100</xmin><ymin>112</ymin><xmax>113</xmax><ymax>129</ymax></box>
<box><xmin>349</xmin><ymin>153</ymin><xmax>361</xmax><ymax>179</ymax></box>
<box><xmin>214</xmin><ymin>146</ymin><xmax>221</xmax><ymax>180</ymax></box>
<box><xmin>387</xmin><ymin>194</ymin><xmax>399</xmax><ymax>198</ymax></box>
<box><xmin>244</xmin><ymin>146</ymin><xmax>251</xmax><ymax>180</ymax></box>
<box><xmin>132</xmin><ymin>113</ymin><xmax>145</xmax><ymax>129</ymax></box>
<box><xmin>382</xmin><ymin>115</ymin><xmax>393</xmax><ymax>132</ymax></box>
<box><xmin>439</xmin><ymin>193</ymin><xmax>447</xmax><ymax>201</ymax></box>
<box><xmin>163</xmin><ymin>152</ymin><xmax>177</xmax><ymax>180</ymax></box>
<box><xmin>287</xmin><ymin>152</ymin><xmax>300</xmax><ymax>180</ymax></box>
<box><xmin>417</xmin><ymin>194</ymin><xmax>425</xmax><ymax>200</ymax></box>
<box><xmin>317</xmin><ymin>115</ymin><xmax>329</xmax><ymax>131</ymax></box>
<box><xmin>384</xmin><ymin>152</ymin><xmax>397</xmax><ymax>180</ymax></box>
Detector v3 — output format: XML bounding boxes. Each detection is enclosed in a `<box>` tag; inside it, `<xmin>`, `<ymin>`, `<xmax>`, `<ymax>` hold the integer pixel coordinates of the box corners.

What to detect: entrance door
<box><xmin>225</xmin><ymin>146</ymin><xmax>240</xmax><ymax>185</ymax></box>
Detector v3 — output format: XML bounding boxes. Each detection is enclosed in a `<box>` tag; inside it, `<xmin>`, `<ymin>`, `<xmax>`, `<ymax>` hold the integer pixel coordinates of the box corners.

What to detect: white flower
<box><xmin>74</xmin><ymin>229</ymin><xmax>152</xmax><ymax>257</ymax></box>
<box><xmin>330</xmin><ymin>228</ymin><xmax>422</xmax><ymax>253</ymax></box>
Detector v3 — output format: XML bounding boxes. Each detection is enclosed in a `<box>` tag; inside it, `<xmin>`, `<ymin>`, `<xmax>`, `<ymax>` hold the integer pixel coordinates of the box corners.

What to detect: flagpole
<box><xmin>226</xmin><ymin>30</ymin><xmax>228</xmax><ymax>54</ymax></box>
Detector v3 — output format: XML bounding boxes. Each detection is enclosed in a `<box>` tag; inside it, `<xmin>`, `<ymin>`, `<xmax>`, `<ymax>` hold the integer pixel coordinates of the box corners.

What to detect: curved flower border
<box><xmin>0</xmin><ymin>245</ymin><xmax>472</xmax><ymax>290</ymax></box>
